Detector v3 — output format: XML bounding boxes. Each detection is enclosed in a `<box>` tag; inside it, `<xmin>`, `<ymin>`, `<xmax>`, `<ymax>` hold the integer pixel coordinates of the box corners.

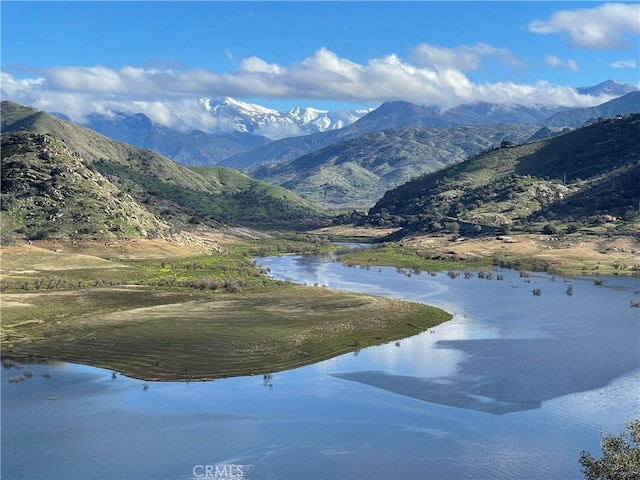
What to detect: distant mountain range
<box><xmin>2</xmin><ymin>94</ymin><xmax>638</xmax><ymax>240</ymax></box>
<box><xmin>217</xmin><ymin>101</ymin><xmax>562</xmax><ymax>170</ymax></box>
<box><xmin>59</xmin><ymin>98</ymin><xmax>371</xmax><ymax>166</ymax></box>
<box><xmin>36</xmin><ymin>82</ymin><xmax>640</xmax><ymax>211</ymax></box>
<box><xmin>45</xmin><ymin>79</ymin><xmax>637</xmax><ymax>167</ymax></box>
<box><xmin>249</xmin><ymin>123</ymin><xmax>540</xmax><ymax>209</ymax></box>
<box><xmin>77</xmin><ymin>111</ymin><xmax>272</xmax><ymax>166</ymax></box>
<box><xmin>221</xmin><ymin>90</ymin><xmax>640</xmax><ymax>170</ymax></box>
<box><xmin>575</xmin><ymin>79</ymin><xmax>638</xmax><ymax>97</ymax></box>
<box><xmin>544</xmin><ymin>91</ymin><xmax>640</xmax><ymax>128</ymax></box>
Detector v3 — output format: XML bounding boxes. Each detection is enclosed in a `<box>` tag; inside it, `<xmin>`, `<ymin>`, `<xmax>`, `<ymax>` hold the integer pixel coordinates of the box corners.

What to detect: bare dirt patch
<box><xmin>2</xmin><ymin>230</ymin><xmax>238</xmax><ymax>263</ymax></box>
<box><xmin>0</xmin><ymin>244</ymin><xmax>127</xmax><ymax>273</ymax></box>
<box><xmin>404</xmin><ymin>233</ymin><xmax>640</xmax><ymax>274</ymax></box>
<box><xmin>1</xmin><ymin>301</ymin><xmax>34</xmax><ymax>308</ymax></box>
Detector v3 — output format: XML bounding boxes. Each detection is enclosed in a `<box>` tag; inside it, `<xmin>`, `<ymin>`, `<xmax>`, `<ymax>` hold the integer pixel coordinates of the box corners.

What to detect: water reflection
<box><xmin>259</xmin><ymin>254</ymin><xmax>640</xmax><ymax>415</ymax></box>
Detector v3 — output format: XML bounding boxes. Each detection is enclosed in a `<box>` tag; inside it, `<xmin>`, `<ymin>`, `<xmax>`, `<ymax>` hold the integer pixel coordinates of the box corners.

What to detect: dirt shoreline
<box><xmin>315</xmin><ymin>226</ymin><xmax>640</xmax><ymax>275</ymax></box>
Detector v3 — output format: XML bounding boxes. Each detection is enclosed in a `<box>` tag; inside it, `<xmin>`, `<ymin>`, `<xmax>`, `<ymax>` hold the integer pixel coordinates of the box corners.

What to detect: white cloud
<box><xmin>611</xmin><ymin>59</ymin><xmax>637</xmax><ymax>69</ymax></box>
<box><xmin>528</xmin><ymin>3</ymin><xmax>640</xmax><ymax>50</ymax></box>
<box><xmin>1</xmin><ymin>46</ymin><xmax>623</xmax><ymax>133</ymax></box>
<box><xmin>0</xmin><ymin>72</ymin><xmax>46</xmax><ymax>96</ymax></box>
<box><xmin>239</xmin><ymin>56</ymin><xmax>283</xmax><ymax>74</ymax></box>
<box><xmin>413</xmin><ymin>43</ymin><xmax>521</xmax><ymax>71</ymax></box>
<box><xmin>45</xmin><ymin>65</ymin><xmax>131</xmax><ymax>93</ymax></box>
<box><xmin>545</xmin><ymin>55</ymin><xmax>579</xmax><ymax>72</ymax></box>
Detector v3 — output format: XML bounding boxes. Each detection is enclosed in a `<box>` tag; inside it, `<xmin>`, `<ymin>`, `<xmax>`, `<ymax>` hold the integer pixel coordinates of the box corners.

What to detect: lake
<box><xmin>2</xmin><ymin>253</ymin><xmax>639</xmax><ymax>480</ymax></box>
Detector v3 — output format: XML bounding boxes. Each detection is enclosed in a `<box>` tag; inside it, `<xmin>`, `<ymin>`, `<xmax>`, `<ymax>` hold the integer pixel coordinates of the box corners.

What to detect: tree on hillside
<box><xmin>579</xmin><ymin>418</ymin><xmax>640</xmax><ymax>480</ymax></box>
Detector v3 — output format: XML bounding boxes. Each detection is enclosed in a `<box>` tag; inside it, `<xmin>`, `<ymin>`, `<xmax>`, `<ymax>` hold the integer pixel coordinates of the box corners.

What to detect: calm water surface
<box><xmin>2</xmin><ymin>254</ymin><xmax>639</xmax><ymax>480</ymax></box>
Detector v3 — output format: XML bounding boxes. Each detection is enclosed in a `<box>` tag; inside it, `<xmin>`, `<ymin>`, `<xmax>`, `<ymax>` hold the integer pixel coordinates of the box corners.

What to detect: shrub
<box><xmin>579</xmin><ymin>419</ymin><xmax>640</xmax><ymax>480</ymax></box>
<box><xmin>566</xmin><ymin>222</ymin><xmax>582</xmax><ymax>234</ymax></box>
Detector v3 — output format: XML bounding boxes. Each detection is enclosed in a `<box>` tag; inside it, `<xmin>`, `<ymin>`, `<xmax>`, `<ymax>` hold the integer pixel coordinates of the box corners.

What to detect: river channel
<box><xmin>2</xmin><ymin>253</ymin><xmax>639</xmax><ymax>480</ymax></box>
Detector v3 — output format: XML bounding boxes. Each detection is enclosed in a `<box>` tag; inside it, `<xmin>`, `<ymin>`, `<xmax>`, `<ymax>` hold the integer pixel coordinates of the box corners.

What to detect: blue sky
<box><xmin>1</xmin><ymin>1</ymin><xmax>639</xmax><ymax>130</ymax></box>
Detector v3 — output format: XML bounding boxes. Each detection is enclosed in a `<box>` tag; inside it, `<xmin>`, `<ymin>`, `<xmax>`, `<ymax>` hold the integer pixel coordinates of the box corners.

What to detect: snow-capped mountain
<box><xmin>575</xmin><ymin>79</ymin><xmax>638</xmax><ymax>97</ymax></box>
<box><xmin>51</xmin><ymin>80</ymin><xmax>637</xmax><ymax>167</ymax></box>
<box><xmin>199</xmin><ymin>97</ymin><xmax>372</xmax><ymax>139</ymax></box>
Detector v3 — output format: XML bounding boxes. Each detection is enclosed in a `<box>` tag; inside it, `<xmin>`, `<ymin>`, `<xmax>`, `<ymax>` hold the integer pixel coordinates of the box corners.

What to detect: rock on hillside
<box><xmin>1</xmin><ymin>131</ymin><xmax>171</xmax><ymax>240</ymax></box>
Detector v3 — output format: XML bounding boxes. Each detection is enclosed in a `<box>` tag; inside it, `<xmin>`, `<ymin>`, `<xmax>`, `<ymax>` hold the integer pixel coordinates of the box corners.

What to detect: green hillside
<box><xmin>367</xmin><ymin>114</ymin><xmax>640</xmax><ymax>236</ymax></box>
<box><xmin>1</xmin><ymin>131</ymin><xmax>171</xmax><ymax>241</ymax></box>
<box><xmin>0</xmin><ymin>101</ymin><xmax>325</xmax><ymax>237</ymax></box>
<box><xmin>189</xmin><ymin>165</ymin><xmax>323</xmax><ymax>226</ymax></box>
<box><xmin>250</xmin><ymin>124</ymin><xmax>539</xmax><ymax>208</ymax></box>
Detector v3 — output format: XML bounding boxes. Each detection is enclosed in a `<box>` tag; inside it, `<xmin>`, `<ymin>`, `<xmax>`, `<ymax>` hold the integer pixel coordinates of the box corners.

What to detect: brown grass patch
<box><xmin>1</xmin><ymin>284</ymin><xmax>450</xmax><ymax>381</ymax></box>
<box><xmin>404</xmin><ymin>233</ymin><xmax>640</xmax><ymax>274</ymax></box>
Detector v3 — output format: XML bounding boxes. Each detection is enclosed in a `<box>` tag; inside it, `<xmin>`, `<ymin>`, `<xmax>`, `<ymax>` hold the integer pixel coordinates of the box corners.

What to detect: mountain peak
<box><xmin>576</xmin><ymin>79</ymin><xmax>638</xmax><ymax>97</ymax></box>
<box><xmin>206</xmin><ymin>96</ymin><xmax>279</xmax><ymax>115</ymax></box>
<box><xmin>195</xmin><ymin>96</ymin><xmax>371</xmax><ymax>139</ymax></box>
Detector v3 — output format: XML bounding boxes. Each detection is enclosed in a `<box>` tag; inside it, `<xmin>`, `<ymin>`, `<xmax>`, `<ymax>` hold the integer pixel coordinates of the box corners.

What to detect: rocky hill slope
<box><xmin>366</xmin><ymin>113</ymin><xmax>640</xmax><ymax>236</ymax></box>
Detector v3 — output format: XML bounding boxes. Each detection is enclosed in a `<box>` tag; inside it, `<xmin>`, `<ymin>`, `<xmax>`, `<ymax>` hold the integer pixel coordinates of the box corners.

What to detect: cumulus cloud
<box><xmin>1</xmin><ymin>46</ymin><xmax>623</xmax><ymax>133</ymax></box>
<box><xmin>528</xmin><ymin>3</ymin><xmax>640</xmax><ymax>50</ymax></box>
<box><xmin>0</xmin><ymin>72</ymin><xmax>46</xmax><ymax>97</ymax></box>
<box><xmin>413</xmin><ymin>43</ymin><xmax>521</xmax><ymax>71</ymax></box>
<box><xmin>611</xmin><ymin>59</ymin><xmax>637</xmax><ymax>69</ymax></box>
<box><xmin>239</xmin><ymin>56</ymin><xmax>283</xmax><ymax>74</ymax></box>
<box><xmin>545</xmin><ymin>55</ymin><xmax>579</xmax><ymax>72</ymax></box>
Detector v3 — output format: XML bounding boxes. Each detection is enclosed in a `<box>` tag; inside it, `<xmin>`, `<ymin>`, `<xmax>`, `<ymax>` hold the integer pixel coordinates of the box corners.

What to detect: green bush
<box><xmin>579</xmin><ymin>419</ymin><xmax>640</xmax><ymax>480</ymax></box>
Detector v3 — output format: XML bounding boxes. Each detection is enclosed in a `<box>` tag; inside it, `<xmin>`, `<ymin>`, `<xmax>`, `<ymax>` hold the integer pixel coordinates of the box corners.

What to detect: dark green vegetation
<box><xmin>579</xmin><ymin>418</ymin><xmax>640</xmax><ymax>480</ymax></box>
<box><xmin>1</xmin><ymin>101</ymin><xmax>325</xmax><ymax>240</ymax></box>
<box><xmin>1</xmin><ymin>240</ymin><xmax>450</xmax><ymax>381</ymax></box>
<box><xmin>188</xmin><ymin>165</ymin><xmax>318</xmax><ymax>225</ymax></box>
<box><xmin>366</xmin><ymin>113</ymin><xmax>640</xmax><ymax>236</ymax></box>
<box><xmin>250</xmin><ymin>123</ymin><xmax>539</xmax><ymax>208</ymax></box>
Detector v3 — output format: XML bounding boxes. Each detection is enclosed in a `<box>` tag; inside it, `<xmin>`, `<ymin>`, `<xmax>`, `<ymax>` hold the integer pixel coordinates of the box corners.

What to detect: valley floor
<box><xmin>1</xmin><ymin>228</ymin><xmax>637</xmax><ymax>382</ymax></box>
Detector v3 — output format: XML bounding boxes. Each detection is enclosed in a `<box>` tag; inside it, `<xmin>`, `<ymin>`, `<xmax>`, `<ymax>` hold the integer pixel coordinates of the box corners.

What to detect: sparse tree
<box><xmin>579</xmin><ymin>418</ymin><xmax>640</xmax><ymax>480</ymax></box>
<box><xmin>444</xmin><ymin>221</ymin><xmax>460</xmax><ymax>235</ymax></box>
<box><xmin>567</xmin><ymin>222</ymin><xmax>582</xmax><ymax>234</ymax></box>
